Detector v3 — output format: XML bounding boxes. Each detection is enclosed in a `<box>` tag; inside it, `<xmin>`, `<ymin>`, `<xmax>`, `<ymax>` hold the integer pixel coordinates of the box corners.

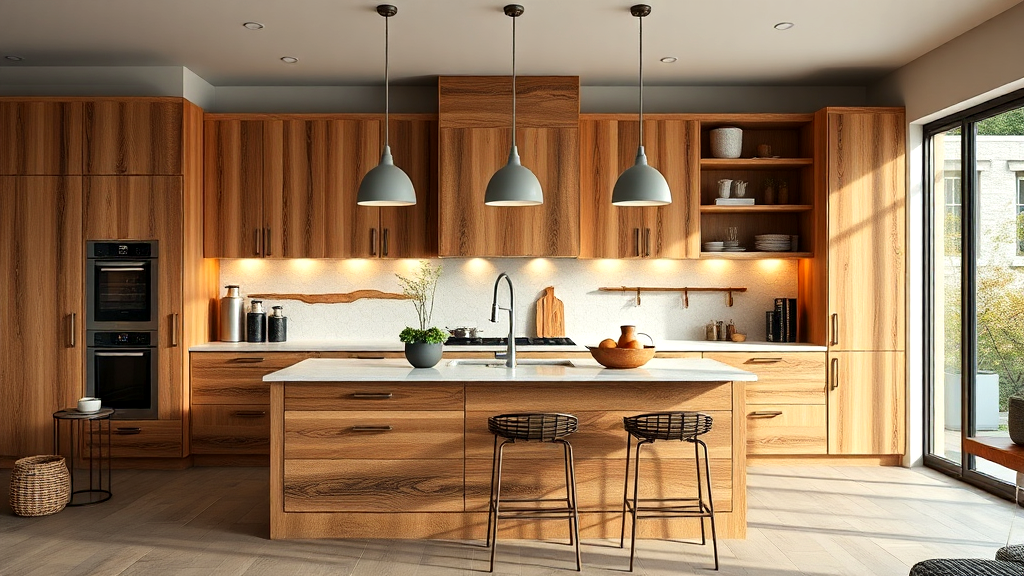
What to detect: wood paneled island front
<box><xmin>264</xmin><ymin>357</ymin><xmax>755</xmax><ymax>540</ymax></box>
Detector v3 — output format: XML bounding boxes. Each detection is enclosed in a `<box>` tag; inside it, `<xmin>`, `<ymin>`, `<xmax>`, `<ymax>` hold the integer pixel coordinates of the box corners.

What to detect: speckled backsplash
<box><xmin>219</xmin><ymin>258</ymin><xmax>798</xmax><ymax>344</ymax></box>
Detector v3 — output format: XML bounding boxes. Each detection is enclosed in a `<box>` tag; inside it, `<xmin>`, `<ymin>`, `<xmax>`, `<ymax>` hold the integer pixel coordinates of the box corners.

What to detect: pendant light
<box><xmin>357</xmin><ymin>4</ymin><xmax>416</xmax><ymax>206</ymax></box>
<box><xmin>612</xmin><ymin>4</ymin><xmax>672</xmax><ymax>206</ymax></box>
<box><xmin>484</xmin><ymin>4</ymin><xmax>543</xmax><ymax>206</ymax></box>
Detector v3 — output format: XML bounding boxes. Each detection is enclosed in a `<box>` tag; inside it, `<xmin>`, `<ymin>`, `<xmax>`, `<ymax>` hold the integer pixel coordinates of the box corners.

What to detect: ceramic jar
<box><xmin>710</xmin><ymin>127</ymin><xmax>743</xmax><ymax>159</ymax></box>
<box><xmin>617</xmin><ymin>325</ymin><xmax>638</xmax><ymax>347</ymax></box>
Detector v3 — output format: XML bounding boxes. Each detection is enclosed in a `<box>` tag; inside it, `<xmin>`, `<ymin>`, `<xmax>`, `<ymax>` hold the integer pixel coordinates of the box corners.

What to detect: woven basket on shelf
<box><xmin>9</xmin><ymin>455</ymin><xmax>70</xmax><ymax>517</ymax></box>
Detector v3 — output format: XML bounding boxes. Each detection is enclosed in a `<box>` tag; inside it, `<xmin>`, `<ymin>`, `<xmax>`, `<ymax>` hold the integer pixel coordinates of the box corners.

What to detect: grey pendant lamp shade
<box><xmin>484</xmin><ymin>4</ymin><xmax>543</xmax><ymax>207</ymax></box>
<box><xmin>612</xmin><ymin>4</ymin><xmax>671</xmax><ymax>207</ymax></box>
<box><xmin>357</xmin><ymin>4</ymin><xmax>416</xmax><ymax>207</ymax></box>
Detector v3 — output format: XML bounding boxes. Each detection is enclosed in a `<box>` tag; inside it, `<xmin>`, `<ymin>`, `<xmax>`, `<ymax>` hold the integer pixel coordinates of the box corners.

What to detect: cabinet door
<box><xmin>0</xmin><ymin>100</ymin><xmax>82</xmax><ymax>175</ymax></box>
<box><xmin>0</xmin><ymin>177</ymin><xmax>83</xmax><ymax>458</ymax></box>
<box><xmin>204</xmin><ymin>119</ymin><xmax>264</xmax><ymax>258</ymax></box>
<box><xmin>826</xmin><ymin>110</ymin><xmax>906</xmax><ymax>351</ymax></box>
<box><xmin>827</xmin><ymin>351</ymin><xmax>904</xmax><ymax>455</ymax></box>
<box><xmin>578</xmin><ymin>118</ymin><xmax>649</xmax><ymax>259</ymax></box>
<box><xmin>648</xmin><ymin>119</ymin><xmax>701</xmax><ymax>259</ymax></box>
<box><xmin>83</xmin><ymin>99</ymin><xmax>183</xmax><ymax>175</ymax></box>
<box><xmin>378</xmin><ymin>116</ymin><xmax>437</xmax><ymax>258</ymax></box>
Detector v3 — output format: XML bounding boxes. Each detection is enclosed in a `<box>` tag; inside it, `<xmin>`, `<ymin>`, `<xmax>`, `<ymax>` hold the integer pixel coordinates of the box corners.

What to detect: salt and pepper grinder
<box><xmin>716</xmin><ymin>320</ymin><xmax>726</xmax><ymax>341</ymax></box>
<box><xmin>246</xmin><ymin>300</ymin><xmax>267</xmax><ymax>343</ymax></box>
<box><xmin>726</xmin><ymin>320</ymin><xmax>736</xmax><ymax>340</ymax></box>
<box><xmin>268</xmin><ymin>306</ymin><xmax>287</xmax><ymax>343</ymax></box>
<box><xmin>705</xmin><ymin>321</ymin><xmax>718</xmax><ymax>341</ymax></box>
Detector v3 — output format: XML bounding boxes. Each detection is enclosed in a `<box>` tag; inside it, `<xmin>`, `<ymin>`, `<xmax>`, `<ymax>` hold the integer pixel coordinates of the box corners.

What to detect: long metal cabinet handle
<box><xmin>351</xmin><ymin>425</ymin><xmax>393</xmax><ymax>432</ymax></box>
<box><xmin>351</xmin><ymin>392</ymin><xmax>393</xmax><ymax>399</ymax></box>
<box><xmin>95</xmin><ymin>352</ymin><xmax>146</xmax><ymax>357</ymax></box>
<box><xmin>645</xmin><ymin>228</ymin><xmax>652</xmax><ymax>257</ymax></box>
<box><xmin>750</xmin><ymin>411</ymin><xmax>783</xmax><ymax>418</ymax></box>
<box><xmin>830</xmin><ymin>314</ymin><xmax>839</xmax><ymax>346</ymax></box>
<box><xmin>634</xmin><ymin>228</ymin><xmax>641</xmax><ymax>257</ymax></box>
<box><xmin>231</xmin><ymin>357</ymin><xmax>265</xmax><ymax>363</ymax></box>
<box><xmin>746</xmin><ymin>358</ymin><xmax>782</xmax><ymax>364</ymax></box>
<box><xmin>264</xmin><ymin>228</ymin><xmax>272</xmax><ymax>256</ymax></box>
<box><xmin>254</xmin><ymin>229</ymin><xmax>262</xmax><ymax>256</ymax></box>
<box><xmin>99</xmin><ymin>267</ymin><xmax>145</xmax><ymax>272</ymax></box>
<box><xmin>370</xmin><ymin>229</ymin><xmax>378</xmax><ymax>257</ymax></box>
<box><xmin>383</xmin><ymin>228</ymin><xmax>390</xmax><ymax>257</ymax></box>
<box><xmin>830</xmin><ymin>357</ymin><xmax>839</xmax><ymax>390</ymax></box>
<box><xmin>233</xmin><ymin>410</ymin><xmax>267</xmax><ymax>418</ymax></box>
<box><xmin>171</xmin><ymin>314</ymin><xmax>179</xmax><ymax>347</ymax></box>
<box><xmin>115</xmin><ymin>427</ymin><xmax>142</xmax><ymax>435</ymax></box>
<box><xmin>69</xmin><ymin>313</ymin><xmax>76</xmax><ymax>348</ymax></box>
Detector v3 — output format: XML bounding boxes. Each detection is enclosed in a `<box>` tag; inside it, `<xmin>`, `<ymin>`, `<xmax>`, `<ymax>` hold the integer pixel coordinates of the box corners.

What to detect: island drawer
<box><xmin>284</xmin><ymin>411</ymin><xmax>463</xmax><ymax>459</ymax></box>
<box><xmin>746</xmin><ymin>404</ymin><xmax>827</xmax><ymax>455</ymax></box>
<box><xmin>191</xmin><ymin>404</ymin><xmax>270</xmax><ymax>455</ymax></box>
<box><xmin>703</xmin><ymin>352</ymin><xmax>826</xmax><ymax>405</ymax></box>
<box><xmin>191</xmin><ymin>352</ymin><xmax>312</xmax><ymax>405</ymax></box>
<box><xmin>465</xmin><ymin>381</ymin><xmax>732</xmax><ymax>412</ymax></box>
<box><xmin>86</xmin><ymin>419</ymin><xmax>183</xmax><ymax>458</ymax></box>
<box><xmin>284</xmin><ymin>383</ymin><xmax>464</xmax><ymax>411</ymax></box>
<box><xmin>284</xmin><ymin>459</ymin><xmax>464</xmax><ymax>512</ymax></box>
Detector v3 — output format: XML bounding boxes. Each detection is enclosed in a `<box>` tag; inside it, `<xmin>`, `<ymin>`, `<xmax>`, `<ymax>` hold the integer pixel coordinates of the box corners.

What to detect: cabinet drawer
<box><xmin>284</xmin><ymin>411</ymin><xmax>463</xmax><ymax>459</ymax></box>
<box><xmin>465</xmin><ymin>381</ymin><xmax>732</xmax><ymax>412</ymax></box>
<box><xmin>746</xmin><ymin>405</ymin><xmax>827</xmax><ymax>455</ymax></box>
<box><xmin>191</xmin><ymin>404</ymin><xmax>270</xmax><ymax>455</ymax></box>
<box><xmin>191</xmin><ymin>352</ymin><xmax>311</xmax><ymax>404</ymax></box>
<box><xmin>704</xmin><ymin>352</ymin><xmax>826</xmax><ymax>405</ymax></box>
<box><xmin>284</xmin><ymin>459</ymin><xmax>464</xmax><ymax>512</ymax></box>
<box><xmin>88</xmin><ymin>420</ymin><xmax>183</xmax><ymax>458</ymax></box>
<box><xmin>284</xmin><ymin>383</ymin><xmax>464</xmax><ymax>411</ymax></box>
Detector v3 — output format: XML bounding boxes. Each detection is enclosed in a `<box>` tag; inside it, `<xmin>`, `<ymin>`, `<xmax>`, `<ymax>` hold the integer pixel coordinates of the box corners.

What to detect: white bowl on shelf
<box><xmin>77</xmin><ymin>397</ymin><xmax>101</xmax><ymax>413</ymax></box>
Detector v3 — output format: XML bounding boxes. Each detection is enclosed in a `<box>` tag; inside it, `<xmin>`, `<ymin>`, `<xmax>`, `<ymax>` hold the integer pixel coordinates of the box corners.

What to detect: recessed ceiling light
<box><xmin>280</xmin><ymin>56</ymin><xmax>298</xmax><ymax>64</ymax></box>
<box><xmin>4</xmin><ymin>55</ymin><xmax>24</xmax><ymax>61</ymax></box>
<box><xmin>660</xmin><ymin>56</ymin><xmax>677</xmax><ymax>63</ymax></box>
<box><xmin>774</xmin><ymin>22</ymin><xmax>794</xmax><ymax>30</ymax></box>
<box><xmin>243</xmin><ymin>22</ymin><xmax>265</xmax><ymax>30</ymax></box>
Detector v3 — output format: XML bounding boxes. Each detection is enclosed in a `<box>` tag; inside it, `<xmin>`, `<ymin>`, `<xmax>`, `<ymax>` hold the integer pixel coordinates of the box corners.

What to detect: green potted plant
<box><xmin>396</xmin><ymin>261</ymin><xmax>448</xmax><ymax>368</ymax></box>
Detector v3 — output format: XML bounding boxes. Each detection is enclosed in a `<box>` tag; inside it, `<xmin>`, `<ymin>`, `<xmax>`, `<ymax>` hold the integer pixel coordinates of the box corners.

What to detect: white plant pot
<box><xmin>710</xmin><ymin>127</ymin><xmax>743</xmax><ymax>159</ymax></box>
<box><xmin>943</xmin><ymin>371</ymin><xmax>1000</xmax><ymax>431</ymax></box>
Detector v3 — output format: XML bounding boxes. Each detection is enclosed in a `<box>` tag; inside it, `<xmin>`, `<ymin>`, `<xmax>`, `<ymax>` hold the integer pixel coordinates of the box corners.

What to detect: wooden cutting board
<box><xmin>536</xmin><ymin>286</ymin><xmax>565</xmax><ymax>338</ymax></box>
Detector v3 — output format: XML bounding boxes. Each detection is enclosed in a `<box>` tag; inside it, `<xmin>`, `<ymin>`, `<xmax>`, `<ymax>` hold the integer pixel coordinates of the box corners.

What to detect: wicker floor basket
<box><xmin>9</xmin><ymin>455</ymin><xmax>70</xmax><ymax>517</ymax></box>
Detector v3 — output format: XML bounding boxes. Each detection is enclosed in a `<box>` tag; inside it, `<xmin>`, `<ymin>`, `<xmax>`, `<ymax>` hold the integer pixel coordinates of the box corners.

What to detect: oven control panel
<box><xmin>91</xmin><ymin>332</ymin><xmax>153</xmax><ymax>347</ymax></box>
<box><xmin>89</xmin><ymin>242</ymin><xmax>155</xmax><ymax>258</ymax></box>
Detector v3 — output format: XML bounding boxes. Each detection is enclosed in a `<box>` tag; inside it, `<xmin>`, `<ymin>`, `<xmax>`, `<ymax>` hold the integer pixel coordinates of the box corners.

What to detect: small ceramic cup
<box><xmin>78</xmin><ymin>397</ymin><xmax>101</xmax><ymax>413</ymax></box>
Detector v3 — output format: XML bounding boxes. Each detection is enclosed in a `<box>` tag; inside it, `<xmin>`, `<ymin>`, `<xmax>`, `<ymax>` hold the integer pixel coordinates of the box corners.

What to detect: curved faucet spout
<box><xmin>490</xmin><ymin>273</ymin><xmax>516</xmax><ymax>367</ymax></box>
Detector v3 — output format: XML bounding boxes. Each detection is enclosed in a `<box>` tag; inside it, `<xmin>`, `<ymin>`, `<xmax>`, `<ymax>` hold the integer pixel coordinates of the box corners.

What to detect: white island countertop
<box><xmin>191</xmin><ymin>339</ymin><xmax>825</xmax><ymax>353</ymax></box>
<box><xmin>263</xmin><ymin>357</ymin><xmax>758</xmax><ymax>383</ymax></box>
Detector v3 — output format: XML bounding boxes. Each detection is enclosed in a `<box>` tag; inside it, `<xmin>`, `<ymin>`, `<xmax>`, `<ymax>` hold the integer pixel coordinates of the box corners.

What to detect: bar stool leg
<box><xmin>489</xmin><ymin>440</ymin><xmax>509</xmax><ymax>573</ymax></box>
<box><xmin>698</xmin><ymin>438</ymin><xmax>719</xmax><ymax>571</ymax></box>
<box><xmin>486</xmin><ymin>435</ymin><xmax>499</xmax><ymax>547</ymax></box>
<box><xmin>628</xmin><ymin>440</ymin><xmax>648</xmax><ymax>572</ymax></box>
<box><xmin>562</xmin><ymin>439</ymin><xmax>574</xmax><ymax>547</ymax></box>
<box><xmin>693</xmin><ymin>439</ymin><xmax>706</xmax><ymax>545</ymax></box>
<box><xmin>561</xmin><ymin>439</ymin><xmax>582</xmax><ymax>571</ymax></box>
<box><xmin>619</xmin><ymin>434</ymin><xmax>633</xmax><ymax>549</ymax></box>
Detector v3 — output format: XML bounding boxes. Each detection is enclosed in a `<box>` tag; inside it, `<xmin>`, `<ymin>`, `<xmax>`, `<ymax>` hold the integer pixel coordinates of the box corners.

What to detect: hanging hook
<box><xmin>683</xmin><ymin>289</ymin><xmax>689</xmax><ymax>308</ymax></box>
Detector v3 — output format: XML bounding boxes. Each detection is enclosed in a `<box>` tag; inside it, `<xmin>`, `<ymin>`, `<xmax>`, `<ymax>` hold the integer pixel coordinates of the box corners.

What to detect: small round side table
<box><xmin>52</xmin><ymin>408</ymin><xmax>114</xmax><ymax>506</ymax></box>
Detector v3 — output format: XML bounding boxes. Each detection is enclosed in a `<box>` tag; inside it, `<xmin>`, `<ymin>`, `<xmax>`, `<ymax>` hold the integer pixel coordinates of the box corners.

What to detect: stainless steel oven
<box><xmin>87</xmin><ymin>241</ymin><xmax>158</xmax><ymax>331</ymax></box>
<box><xmin>86</xmin><ymin>331</ymin><xmax>158</xmax><ymax>419</ymax></box>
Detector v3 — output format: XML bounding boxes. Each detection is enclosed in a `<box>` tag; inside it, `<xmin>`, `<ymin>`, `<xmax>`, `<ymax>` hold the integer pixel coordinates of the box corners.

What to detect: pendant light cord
<box><xmin>511</xmin><ymin>13</ymin><xmax>517</xmax><ymax>149</ymax></box>
<box><xmin>385</xmin><ymin>12</ymin><xmax>390</xmax><ymax>148</ymax></box>
<box><xmin>638</xmin><ymin>13</ymin><xmax>643</xmax><ymax>146</ymax></box>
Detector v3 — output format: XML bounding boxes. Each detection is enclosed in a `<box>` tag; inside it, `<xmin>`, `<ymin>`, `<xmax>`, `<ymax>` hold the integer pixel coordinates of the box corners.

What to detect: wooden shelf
<box><xmin>700</xmin><ymin>158</ymin><xmax>813</xmax><ymax>170</ymax></box>
<box><xmin>700</xmin><ymin>204</ymin><xmax>813</xmax><ymax>213</ymax></box>
<box><xmin>700</xmin><ymin>251</ymin><xmax>813</xmax><ymax>260</ymax></box>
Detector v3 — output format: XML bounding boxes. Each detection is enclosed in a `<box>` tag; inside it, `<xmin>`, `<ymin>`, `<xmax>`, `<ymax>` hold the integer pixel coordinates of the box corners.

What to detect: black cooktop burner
<box><xmin>445</xmin><ymin>337</ymin><xmax>577</xmax><ymax>346</ymax></box>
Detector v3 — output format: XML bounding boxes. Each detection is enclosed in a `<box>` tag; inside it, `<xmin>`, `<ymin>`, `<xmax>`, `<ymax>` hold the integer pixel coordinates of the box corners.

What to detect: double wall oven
<box><xmin>86</xmin><ymin>241</ymin><xmax>159</xmax><ymax>419</ymax></box>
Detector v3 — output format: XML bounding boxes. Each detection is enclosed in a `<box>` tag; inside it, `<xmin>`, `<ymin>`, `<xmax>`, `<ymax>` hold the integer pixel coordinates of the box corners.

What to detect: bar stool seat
<box><xmin>486</xmin><ymin>413</ymin><xmax>581</xmax><ymax>572</ymax></box>
<box><xmin>621</xmin><ymin>411</ymin><xmax>718</xmax><ymax>571</ymax></box>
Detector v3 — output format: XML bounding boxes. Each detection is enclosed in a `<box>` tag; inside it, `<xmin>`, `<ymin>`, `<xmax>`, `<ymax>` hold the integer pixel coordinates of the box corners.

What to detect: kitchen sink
<box><xmin>446</xmin><ymin>359</ymin><xmax>576</xmax><ymax>368</ymax></box>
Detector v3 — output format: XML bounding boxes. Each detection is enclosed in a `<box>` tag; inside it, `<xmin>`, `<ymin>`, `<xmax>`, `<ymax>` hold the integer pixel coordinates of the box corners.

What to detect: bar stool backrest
<box><xmin>488</xmin><ymin>413</ymin><xmax>578</xmax><ymax>442</ymax></box>
<box><xmin>624</xmin><ymin>412</ymin><xmax>713</xmax><ymax>441</ymax></box>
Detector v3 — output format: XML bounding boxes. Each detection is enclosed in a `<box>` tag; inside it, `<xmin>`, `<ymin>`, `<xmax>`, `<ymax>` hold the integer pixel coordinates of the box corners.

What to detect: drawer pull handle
<box><xmin>355</xmin><ymin>356</ymin><xmax>386</xmax><ymax>360</ymax></box>
<box><xmin>233</xmin><ymin>410</ymin><xmax>267</xmax><ymax>418</ymax></box>
<box><xmin>746</xmin><ymin>358</ymin><xmax>782</xmax><ymax>364</ymax></box>
<box><xmin>831</xmin><ymin>357</ymin><xmax>840</xmax><ymax>391</ymax></box>
<box><xmin>115</xmin><ymin>427</ymin><xmax>142</xmax><ymax>435</ymax></box>
<box><xmin>750</xmin><ymin>411</ymin><xmax>783</xmax><ymax>418</ymax></box>
<box><xmin>351</xmin><ymin>393</ymin><xmax>393</xmax><ymax>399</ymax></box>
<box><xmin>831</xmin><ymin>313</ymin><xmax>839</xmax><ymax>346</ymax></box>
<box><xmin>231</xmin><ymin>357</ymin><xmax>266</xmax><ymax>363</ymax></box>
<box><xmin>352</xmin><ymin>425</ymin><xmax>393</xmax><ymax>432</ymax></box>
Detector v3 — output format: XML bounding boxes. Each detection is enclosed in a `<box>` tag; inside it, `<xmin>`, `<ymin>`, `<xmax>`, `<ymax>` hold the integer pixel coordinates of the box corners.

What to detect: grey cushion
<box><xmin>998</xmin><ymin>545</ymin><xmax>1024</xmax><ymax>564</ymax></box>
<box><xmin>909</xmin><ymin>559</ymin><xmax>1024</xmax><ymax>576</ymax></box>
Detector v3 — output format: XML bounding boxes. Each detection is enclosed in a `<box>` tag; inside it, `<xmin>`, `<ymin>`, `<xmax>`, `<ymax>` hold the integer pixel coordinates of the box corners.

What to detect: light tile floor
<box><xmin>0</xmin><ymin>465</ymin><xmax>1016</xmax><ymax>575</ymax></box>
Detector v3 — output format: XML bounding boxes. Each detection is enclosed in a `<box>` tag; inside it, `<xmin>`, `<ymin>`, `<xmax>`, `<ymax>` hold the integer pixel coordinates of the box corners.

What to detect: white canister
<box><xmin>710</xmin><ymin>127</ymin><xmax>743</xmax><ymax>159</ymax></box>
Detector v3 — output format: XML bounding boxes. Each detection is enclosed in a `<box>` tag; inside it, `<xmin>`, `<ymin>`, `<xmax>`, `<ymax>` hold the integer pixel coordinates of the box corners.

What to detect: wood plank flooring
<box><xmin>0</xmin><ymin>466</ymin><xmax>1015</xmax><ymax>575</ymax></box>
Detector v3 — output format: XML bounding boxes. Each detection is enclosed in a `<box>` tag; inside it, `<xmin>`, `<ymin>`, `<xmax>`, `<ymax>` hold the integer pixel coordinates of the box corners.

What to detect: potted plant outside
<box><xmin>396</xmin><ymin>261</ymin><xmax>448</xmax><ymax>368</ymax></box>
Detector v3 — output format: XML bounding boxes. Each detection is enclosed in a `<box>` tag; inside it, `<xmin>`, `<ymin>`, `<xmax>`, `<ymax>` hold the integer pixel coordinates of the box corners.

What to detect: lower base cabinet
<box><xmin>88</xmin><ymin>419</ymin><xmax>184</xmax><ymax>458</ymax></box>
<box><xmin>827</xmin><ymin>351</ymin><xmax>905</xmax><ymax>455</ymax></box>
<box><xmin>746</xmin><ymin>405</ymin><xmax>827</xmax><ymax>455</ymax></box>
<box><xmin>191</xmin><ymin>404</ymin><xmax>270</xmax><ymax>455</ymax></box>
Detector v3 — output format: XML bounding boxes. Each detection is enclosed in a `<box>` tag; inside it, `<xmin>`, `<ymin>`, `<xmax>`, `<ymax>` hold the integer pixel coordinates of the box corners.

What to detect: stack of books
<box><xmin>714</xmin><ymin>198</ymin><xmax>755</xmax><ymax>205</ymax></box>
<box><xmin>765</xmin><ymin>298</ymin><xmax>798</xmax><ymax>342</ymax></box>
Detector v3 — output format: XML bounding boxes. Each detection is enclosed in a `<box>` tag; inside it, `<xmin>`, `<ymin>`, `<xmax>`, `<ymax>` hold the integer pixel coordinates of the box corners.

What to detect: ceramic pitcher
<box><xmin>734</xmin><ymin>180</ymin><xmax>748</xmax><ymax>197</ymax></box>
<box><xmin>717</xmin><ymin>179</ymin><xmax>733</xmax><ymax>198</ymax></box>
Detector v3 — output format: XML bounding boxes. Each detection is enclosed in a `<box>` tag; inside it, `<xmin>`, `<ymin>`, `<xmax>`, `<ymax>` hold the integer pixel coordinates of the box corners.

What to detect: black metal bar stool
<box><xmin>486</xmin><ymin>413</ymin><xmax>581</xmax><ymax>573</ymax></box>
<box><xmin>620</xmin><ymin>411</ymin><xmax>718</xmax><ymax>571</ymax></box>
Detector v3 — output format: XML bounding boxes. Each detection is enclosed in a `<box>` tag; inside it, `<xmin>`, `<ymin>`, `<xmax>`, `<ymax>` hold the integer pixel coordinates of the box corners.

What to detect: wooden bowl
<box><xmin>587</xmin><ymin>345</ymin><xmax>656</xmax><ymax>369</ymax></box>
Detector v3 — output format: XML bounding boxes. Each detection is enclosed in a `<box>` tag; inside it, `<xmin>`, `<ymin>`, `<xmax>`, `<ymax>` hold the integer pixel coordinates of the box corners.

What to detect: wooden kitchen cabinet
<box><xmin>0</xmin><ymin>176</ymin><xmax>83</xmax><ymax>460</ymax></box>
<box><xmin>579</xmin><ymin>116</ymin><xmax>700</xmax><ymax>259</ymax></box>
<box><xmin>83</xmin><ymin>98</ymin><xmax>184</xmax><ymax>175</ymax></box>
<box><xmin>203</xmin><ymin>119</ymin><xmax>264</xmax><ymax>258</ymax></box>
<box><xmin>827</xmin><ymin>351</ymin><xmax>905</xmax><ymax>455</ymax></box>
<box><xmin>438</xmin><ymin>76</ymin><xmax>580</xmax><ymax>257</ymax></box>
<box><xmin>0</xmin><ymin>99</ymin><xmax>82</xmax><ymax>175</ymax></box>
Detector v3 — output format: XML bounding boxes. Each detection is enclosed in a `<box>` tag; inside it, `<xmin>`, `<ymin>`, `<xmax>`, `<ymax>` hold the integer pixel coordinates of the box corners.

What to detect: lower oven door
<box><xmin>87</xmin><ymin>347</ymin><xmax>158</xmax><ymax>419</ymax></box>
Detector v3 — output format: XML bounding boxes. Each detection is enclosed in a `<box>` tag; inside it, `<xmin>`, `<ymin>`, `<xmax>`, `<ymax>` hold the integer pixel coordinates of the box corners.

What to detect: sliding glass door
<box><xmin>926</xmin><ymin>91</ymin><xmax>1024</xmax><ymax>492</ymax></box>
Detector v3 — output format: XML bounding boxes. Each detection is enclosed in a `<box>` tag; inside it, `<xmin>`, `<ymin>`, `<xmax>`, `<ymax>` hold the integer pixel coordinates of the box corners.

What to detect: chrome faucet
<box><xmin>490</xmin><ymin>272</ymin><xmax>516</xmax><ymax>367</ymax></box>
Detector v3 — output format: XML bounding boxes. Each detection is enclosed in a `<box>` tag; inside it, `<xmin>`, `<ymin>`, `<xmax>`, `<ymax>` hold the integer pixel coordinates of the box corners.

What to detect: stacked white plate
<box><xmin>703</xmin><ymin>241</ymin><xmax>725</xmax><ymax>252</ymax></box>
<box><xmin>754</xmin><ymin>234</ymin><xmax>791</xmax><ymax>252</ymax></box>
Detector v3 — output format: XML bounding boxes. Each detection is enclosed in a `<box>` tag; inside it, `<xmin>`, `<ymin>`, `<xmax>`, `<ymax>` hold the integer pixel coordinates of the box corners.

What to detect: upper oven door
<box><xmin>87</xmin><ymin>259</ymin><xmax>159</xmax><ymax>330</ymax></box>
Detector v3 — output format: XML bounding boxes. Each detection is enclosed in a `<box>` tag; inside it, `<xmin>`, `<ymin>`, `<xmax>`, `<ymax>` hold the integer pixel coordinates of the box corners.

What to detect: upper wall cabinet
<box><xmin>83</xmin><ymin>98</ymin><xmax>184</xmax><ymax>175</ymax></box>
<box><xmin>579</xmin><ymin>117</ymin><xmax>700</xmax><ymax>259</ymax></box>
<box><xmin>0</xmin><ymin>100</ymin><xmax>83</xmax><ymax>175</ymax></box>
<box><xmin>438</xmin><ymin>76</ymin><xmax>580</xmax><ymax>257</ymax></box>
<box><xmin>204</xmin><ymin>115</ymin><xmax>436</xmax><ymax>259</ymax></box>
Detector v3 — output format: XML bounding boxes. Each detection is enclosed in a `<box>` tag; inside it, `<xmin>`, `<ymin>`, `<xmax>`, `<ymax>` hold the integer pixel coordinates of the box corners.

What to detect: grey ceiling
<box><xmin>1</xmin><ymin>0</ymin><xmax>1021</xmax><ymax>86</ymax></box>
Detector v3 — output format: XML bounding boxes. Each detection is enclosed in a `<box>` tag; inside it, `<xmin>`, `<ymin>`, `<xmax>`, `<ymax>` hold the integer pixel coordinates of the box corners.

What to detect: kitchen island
<box><xmin>264</xmin><ymin>357</ymin><xmax>755</xmax><ymax>540</ymax></box>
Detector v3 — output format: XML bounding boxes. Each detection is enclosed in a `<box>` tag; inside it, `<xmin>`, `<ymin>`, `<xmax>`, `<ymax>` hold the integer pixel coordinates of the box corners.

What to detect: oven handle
<box><xmin>96</xmin><ymin>261</ymin><xmax>147</xmax><ymax>267</ymax></box>
<box><xmin>99</xmin><ymin>267</ymin><xmax>146</xmax><ymax>272</ymax></box>
<box><xmin>94</xmin><ymin>352</ymin><xmax>146</xmax><ymax>357</ymax></box>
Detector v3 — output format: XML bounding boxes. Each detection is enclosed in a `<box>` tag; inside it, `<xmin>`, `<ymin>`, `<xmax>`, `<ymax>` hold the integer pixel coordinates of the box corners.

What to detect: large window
<box><xmin>1017</xmin><ymin>175</ymin><xmax>1024</xmax><ymax>255</ymax></box>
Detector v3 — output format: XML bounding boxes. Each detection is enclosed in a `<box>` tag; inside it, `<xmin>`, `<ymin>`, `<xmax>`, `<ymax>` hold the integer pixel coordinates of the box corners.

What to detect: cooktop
<box><xmin>445</xmin><ymin>337</ymin><xmax>577</xmax><ymax>346</ymax></box>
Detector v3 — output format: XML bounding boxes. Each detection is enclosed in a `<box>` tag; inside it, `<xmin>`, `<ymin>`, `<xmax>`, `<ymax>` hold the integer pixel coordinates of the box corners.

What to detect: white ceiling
<box><xmin>1</xmin><ymin>0</ymin><xmax>1021</xmax><ymax>87</ymax></box>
